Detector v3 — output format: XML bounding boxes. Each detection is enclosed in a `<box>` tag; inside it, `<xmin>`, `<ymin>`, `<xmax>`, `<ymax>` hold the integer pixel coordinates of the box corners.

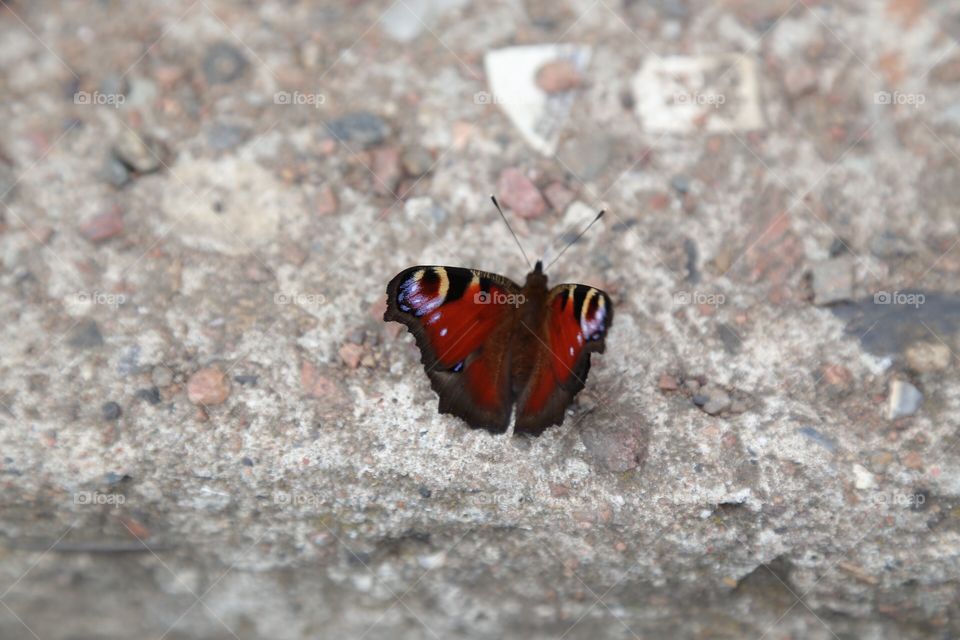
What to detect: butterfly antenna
<box><xmin>490</xmin><ymin>195</ymin><xmax>533</xmax><ymax>269</ymax></box>
<box><xmin>544</xmin><ymin>209</ymin><xmax>605</xmax><ymax>272</ymax></box>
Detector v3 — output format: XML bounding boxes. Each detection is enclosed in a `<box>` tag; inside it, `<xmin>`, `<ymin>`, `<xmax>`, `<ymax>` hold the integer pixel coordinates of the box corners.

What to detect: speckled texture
<box><xmin>1</xmin><ymin>1</ymin><xmax>959</xmax><ymax>639</ymax></box>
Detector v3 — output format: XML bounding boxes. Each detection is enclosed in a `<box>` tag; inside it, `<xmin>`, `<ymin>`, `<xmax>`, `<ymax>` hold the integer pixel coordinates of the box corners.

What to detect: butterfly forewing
<box><xmin>384</xmin><ymin>266</ymin><xmax>521</xmax><ymax>432</ymax></box>
<box><xmin>515</xmin><ymin>283</ymin><xmax>613</xmax><ymax>435</ymax></box>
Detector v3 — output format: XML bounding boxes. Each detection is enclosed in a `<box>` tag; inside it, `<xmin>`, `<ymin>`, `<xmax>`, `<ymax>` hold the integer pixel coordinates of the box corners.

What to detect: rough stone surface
<box><xmin>2</xmin><ymin>3</ymin><xmax>960</xmax><ymax>640</ymax></box>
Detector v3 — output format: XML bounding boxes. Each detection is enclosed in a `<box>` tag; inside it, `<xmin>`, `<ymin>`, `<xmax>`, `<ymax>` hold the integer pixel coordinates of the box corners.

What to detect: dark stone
<box><xmin>327</xmin><ymin>112</ymin><xmax>390</xmax><ymax>149</ymax></box>
<box><xmin>104</xmin><ymin>472</ymin><xmax>131</xmax><ymax>485</ymax></box>
<box><xmin>207</xmin><ymin>122</ymin><xmax>250</xmax><ymax>151</ymax></box>
<box><xmin>798</xmin><ymin>426</ymin><xmax>836</xmax><ymax>452</ymax></box>
<box><xmin>203</xmin><ymin>42</ymin><xmax>248</xmax><ymax>84</ymax></box>
<box><xmin>829</xmin><ymin>237</ymin><xmax>852</xmax><ymax>257</ymax></box>
<box><xmin>692</xmin><ymin>394</ymin><xmax>709</xmax><ymax>407</ymax></box>
<box><xmin>100</xmin><ymin>155</ymin><xmax>131</xmax><ymax>188</ymax></box>
<box><xmin>418</xmin><ymin>486</ymin><xmax>432</xmax><ymax>498</ymax></box>
<box><xmin>670</xmin><ymin>175</ymin><xmax>690</xmax><ymax>194</ymax></box>
<box><xmin>683</xmin><ymin>237</ymin><xmax>700</xmax><ymax>283</ymax></box>
<box><xmin>68</xmin><ymin>319</ymin><xmax>104</xmax><ymax>349</ymax></box>
<box><xmin>242</xmin><ymin>457</ymin><xmax>255</xmax><ymax>467</ymax></box>
<box><xmin>717</xmin><ymin>323</ymin><xmax>741</xmax><ymax>354</ymax></box>
<box><xmin>135</xmin><ymin>387</ymin><xmax>161</xmax><ymax>405</ymax></box>
<box><xmin>102</xmin><ymin>401</ymin><xmax>122</xmax><ymax>421</ymax></box>
<box><xmin>831</xmin><ymin>292</ymin><xmax>960</xmax><ymax>360</ymax></box>
<box><xmin>234</xmin><ymin>374</ymin><xmax>259</xmax><ymax>386</ymax></box>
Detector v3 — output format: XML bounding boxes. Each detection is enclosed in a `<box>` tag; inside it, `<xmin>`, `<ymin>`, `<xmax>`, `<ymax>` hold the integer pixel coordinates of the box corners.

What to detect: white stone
<box><xmin>632</xmin><ymin>54</ymin><xmax>764</xmax><ymax>134</ymax></box>
<box><xmin>484</xmin><ymin>44</ymin><xmax>591</xmax><ymax>155</ymax></box>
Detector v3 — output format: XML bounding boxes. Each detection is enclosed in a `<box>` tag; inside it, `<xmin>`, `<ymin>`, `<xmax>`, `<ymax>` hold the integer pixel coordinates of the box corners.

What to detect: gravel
<box><xmin>2</xmin><ymin>2</ymin><xmax>959</xmax><ymax>639</ymax></box>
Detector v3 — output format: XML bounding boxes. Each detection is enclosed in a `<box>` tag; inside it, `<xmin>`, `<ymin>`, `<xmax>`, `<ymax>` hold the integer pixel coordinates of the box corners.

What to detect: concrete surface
<box><xmin>1</xmin><ymin>1</ymin><xmax>959</xmax><ymax>638</ymax></box>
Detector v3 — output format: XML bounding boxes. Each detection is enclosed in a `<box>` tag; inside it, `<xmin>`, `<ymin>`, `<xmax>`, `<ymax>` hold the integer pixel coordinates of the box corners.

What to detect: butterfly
<box><xmin>384</xmin><ymin>198</ymin><xmax>613</xmax><ymax>436</ymax></box>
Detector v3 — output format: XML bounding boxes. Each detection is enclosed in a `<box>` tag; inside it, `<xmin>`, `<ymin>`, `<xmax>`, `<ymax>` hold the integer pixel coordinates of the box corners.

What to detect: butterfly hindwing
<box><xmin>384</xmin><ymin>266</ymin><xmax>521</xmax><ymax>432</ymax></box>
<box><xmin>515</xmin><ymin>284</ymin><xmax>613</xmax><ymax>435</ymax></box>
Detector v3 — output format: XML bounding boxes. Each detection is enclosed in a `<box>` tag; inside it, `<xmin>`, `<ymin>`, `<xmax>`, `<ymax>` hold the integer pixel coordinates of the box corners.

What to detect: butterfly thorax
<box><xmin>509</xmin><ymin>266</ymin><xmax>550</xmax><ymax>395</ymax></box>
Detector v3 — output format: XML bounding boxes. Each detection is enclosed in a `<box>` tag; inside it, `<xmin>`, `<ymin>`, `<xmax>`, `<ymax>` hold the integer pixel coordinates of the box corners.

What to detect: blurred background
<box><xmin>1</xmin><ymin>0</ymin><xmax>959</xmax><ymax>638</ymax></box>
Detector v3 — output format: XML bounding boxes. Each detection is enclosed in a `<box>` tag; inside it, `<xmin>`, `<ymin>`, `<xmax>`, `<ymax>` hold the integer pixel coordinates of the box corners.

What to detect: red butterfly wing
<box><xmin>384</xmin><ymin>266</ymin><xmax>521</xmax><ymax>432</ymax></box>
<box><xmin>515</xmin><ymin>284</ymin><xmax>613</xmax><ymax>435</ymax></box>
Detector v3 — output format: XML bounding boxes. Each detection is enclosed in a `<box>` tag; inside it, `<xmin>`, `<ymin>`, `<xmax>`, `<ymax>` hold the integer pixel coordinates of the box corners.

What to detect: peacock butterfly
<box><xmin>384</xmin><ymin>197</ymin><xmax>613</xmax><ymax>436</ymax></box>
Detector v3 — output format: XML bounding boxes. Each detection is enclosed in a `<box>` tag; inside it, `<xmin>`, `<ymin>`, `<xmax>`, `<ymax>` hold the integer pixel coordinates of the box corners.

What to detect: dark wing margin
<box><xmin>384</xmin><ymin>266</ymin><xmax>521</xmax><ymax>433</ymax></box>
<box><xmin>515</xmin><ymin>283</ymin><xmax>614</xmax><ymax>435</ymax></box>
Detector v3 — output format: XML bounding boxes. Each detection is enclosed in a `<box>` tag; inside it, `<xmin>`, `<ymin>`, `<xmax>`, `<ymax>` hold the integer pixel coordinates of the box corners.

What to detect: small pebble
<box><xmin>853</xmin><ymin>463</ymin><xmax>876</xmax><ymax>490</ymax></box>
<box><xmin>315</xmin><ymin>185</ymin><xmax>338</xmax><ymax>216</ymax></box>
<box><xmin>371</xmin><ymin>146</ymin><xmax>402</xmax><ymax>195</ymax></box>
<box><xmin>112</xmin><ymin>129</ymin><xmax>166</xmax><ymax>174</ymax></box>
<box><xmin>102</xmin><ymin>401</ymin><xmax>122</xmax><ymax>421</ymax></box>
<box><xmin>327</xmin><ymin>112</ymin><xmax>390</xmax><ymax>149</ymax></box>
<box><xmin>822</xmin><ymin>364</ymin><xmax>853</xmax><ymax>388</ymax></box>
<box><xmin>339</xmin><ymin>343</ymin><xmax>364</xmax><ymax>369</ymax></box>
<box><xmin>418</xmin><ymin>486</ymin><xmax>432</xmax><ymax>498</ymax></box>
<box><xmin>233</xmin><ymin>374</ymin><xmax>259</xmax><ymax>386</ymax></box>
<box><xmin>187</xmin><ymin>367</ymin><xmax>231</xmax><ymax>406</ymax></box>
<box><xmin>241</xmin><ymin>457</ymin><xmax>254</xmax><ymax>467</ymax></box>
<box><xmin>810</xmin><ymin>256</ymin><xmax>854</xmax><ymax>305</ymax></box>
<box><xmin>203</xmin><ymin>42</ymin><xmax>248</xmax><ymax>84</ymax></box>
<box><xmin>401</xmin><ymin>146</ymin><xmax>434</xmax><ymax>176</ymax></box>
<box><xmin>670</xmin><ymin>175</ymin><xmax>690</xmax><ymax>194</ymax></box>
<box><xmin>658</xmin><ymin>374</ymin><xmax>679</xmax><ymax>391</ymax></box>
<box><xmin>496</xmin><ymin>168</ymin><xmax>546</xmax><ymax>219</ymax></box>
<box><xmin>888</xmin><ymin>379</ymin><xmax>922</xmax><ymax>419</ymax></box>
<box><xmin>68</xmin><ymin>319</ymin><xmax>104</xmax><ymax>349</ymax></box>
<box><xmin>904</xmin><ymin>341</ymin><xmax>951</xmax><ymax>373</ymax></box>
<box><xmin>135</xmin><ymin>387</ymin><xmax>161</xmax><ymax>405</ymax></box>
<box><xmin>535</xmin><ymin>59</ymin><xmax>583</xmax><ymax>93</ymax></box>
<box><xmin>100</xmin><ymin>155</ymin><xmax>131</xmax><ymax>188</ymax></box>
<box><xmin>700</xmin><ymin>385</ymin><xmax>731</xmax><ymax>415</ymax></box>
<box><xmin>79</xmin><ymin>208</ymin><xmax>124</xmax><ymax>243</ymax></box>
<box><xmin>901</xmin><ymin>451</ymin><xmax>924</xmax><ymax>471</ymax></box>
<box><xmin>543</xmin><ymin>181</ymin><xmax>575</xmax><ymax>212</ymax></box>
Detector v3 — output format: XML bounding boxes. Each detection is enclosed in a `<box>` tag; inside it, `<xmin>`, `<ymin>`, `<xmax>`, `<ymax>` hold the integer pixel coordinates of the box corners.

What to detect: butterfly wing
<box><xmin>515</xmin><ymin>283</ymin><xmax>613</xmax><ymax>435</ymax></box>
<box><xmin>384</xmin><ymin>266</ymin><xmax>522</xmax><ymax>433</ymax></box>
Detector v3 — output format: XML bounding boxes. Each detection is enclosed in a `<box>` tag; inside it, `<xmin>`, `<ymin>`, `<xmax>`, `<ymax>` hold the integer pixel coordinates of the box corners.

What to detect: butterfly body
<box><xmin>385</xmin><ymin>261</ymin><xmax>612</xmax><ymax>436</ymax></box>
